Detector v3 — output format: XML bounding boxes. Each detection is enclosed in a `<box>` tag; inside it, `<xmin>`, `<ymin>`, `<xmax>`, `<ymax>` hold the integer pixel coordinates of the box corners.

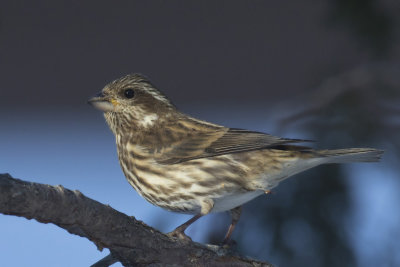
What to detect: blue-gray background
<box><xmin>1</xmin><ymin>1</ymin><xmax>399</xmax><ymax>266</ymax></box>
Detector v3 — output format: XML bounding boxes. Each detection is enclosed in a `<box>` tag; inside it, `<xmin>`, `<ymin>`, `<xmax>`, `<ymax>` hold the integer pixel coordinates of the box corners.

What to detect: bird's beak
<box><xmin>87</xmin><ymin>92</ymin><xmax>116</xmax><ymax>112</ymax></box>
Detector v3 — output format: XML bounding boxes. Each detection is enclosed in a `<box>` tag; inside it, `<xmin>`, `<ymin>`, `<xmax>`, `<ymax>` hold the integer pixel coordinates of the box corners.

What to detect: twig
<box><xmin>90</xmin><ymin>253</ymin><xmax>118</xmax><ymax>267</ymax></box>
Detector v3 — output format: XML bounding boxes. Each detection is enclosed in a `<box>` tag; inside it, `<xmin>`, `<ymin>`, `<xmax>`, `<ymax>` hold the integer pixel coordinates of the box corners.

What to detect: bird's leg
<box><xmin>169</xmin><ymin>199</ymin><xmax>213</xmax><ymax>242</ymax></box>
<box><xmin>168</xmin><ymin>214</ymin><xmax>202</xmax><ymax>241</ymax></box>
<box><xmin>222</xmin><ymin>206</ymin><xmax>242</xmax><ymax>245</ymax></box>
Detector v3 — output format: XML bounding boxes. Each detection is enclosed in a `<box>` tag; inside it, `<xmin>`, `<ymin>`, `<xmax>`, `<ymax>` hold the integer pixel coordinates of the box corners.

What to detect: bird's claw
<box><xmin>220</xmin><ymin>238</ymin><xmax>237</xmax><ymax>248</ymax></box>
<box><xmin>167</xmin><ymin>229</ymin><xmax>193</xmax><ymax>243</ymax></box>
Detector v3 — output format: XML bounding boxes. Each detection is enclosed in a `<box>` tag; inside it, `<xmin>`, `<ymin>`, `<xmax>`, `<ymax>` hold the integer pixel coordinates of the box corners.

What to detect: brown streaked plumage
<box><xmin>88</xmin><ymin>73</ymin><xmax>384</xmax><ymax>244</ymax></box>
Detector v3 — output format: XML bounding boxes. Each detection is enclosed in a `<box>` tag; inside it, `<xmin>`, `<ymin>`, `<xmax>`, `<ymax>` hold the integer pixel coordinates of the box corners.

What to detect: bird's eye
<box><xmin>124</xmin><ymin>89</ymin><xmax>135</xmax><ymax>99</ymax></box>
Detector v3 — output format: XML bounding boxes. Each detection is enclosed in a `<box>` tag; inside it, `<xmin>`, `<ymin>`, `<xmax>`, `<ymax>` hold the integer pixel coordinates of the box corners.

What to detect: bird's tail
<box><xmin>316</xmin><ymin>148</ymin><xmax>384</xmax><ymax>164</ymax></box>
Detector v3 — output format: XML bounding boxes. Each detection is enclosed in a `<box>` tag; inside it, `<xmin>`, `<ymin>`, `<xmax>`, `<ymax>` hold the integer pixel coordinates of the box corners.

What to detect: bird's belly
<box><xmin>211</xmin><ymin>190</ymin><xmax>264</xmax><ymax>213</ymax></box>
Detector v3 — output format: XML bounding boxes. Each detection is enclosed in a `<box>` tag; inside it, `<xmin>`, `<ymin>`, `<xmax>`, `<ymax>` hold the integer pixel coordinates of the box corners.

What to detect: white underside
<box><xmin>211</xmin><ymin>190</ymin><xmax>265</xmax><ymax>213</ymax></box>
<box><xmin>209</xmin><ymin>158</ymin><xmax>326</xmax><ymax>213</ymax></box>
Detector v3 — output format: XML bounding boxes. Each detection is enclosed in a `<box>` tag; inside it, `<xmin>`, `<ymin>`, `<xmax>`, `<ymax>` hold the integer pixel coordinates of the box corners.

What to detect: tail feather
<box><xmin>317</xmin><ymin>148</ymin><xmax>384</xmax><ymax>164</ymax></box>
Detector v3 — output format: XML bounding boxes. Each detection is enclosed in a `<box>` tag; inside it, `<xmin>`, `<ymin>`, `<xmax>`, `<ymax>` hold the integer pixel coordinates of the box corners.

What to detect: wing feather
<box><xmin>156</xmin><ymin>128</ymin><xmax>311</xmax><ymax>164</ymax></box>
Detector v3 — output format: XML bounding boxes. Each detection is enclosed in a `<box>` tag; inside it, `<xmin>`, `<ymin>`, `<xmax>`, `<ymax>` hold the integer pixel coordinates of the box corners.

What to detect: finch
<box><xmin>88</xmin><ymin>73</ymin><xmax>383</xmax><ymax>243</ymax></box>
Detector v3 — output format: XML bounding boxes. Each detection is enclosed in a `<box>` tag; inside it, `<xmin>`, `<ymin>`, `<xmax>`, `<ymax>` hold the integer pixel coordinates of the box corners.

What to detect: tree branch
<box><xmin>0</xmin><ymin>173</ymin><xmax>273</xmax><ymax>267</ymax></box>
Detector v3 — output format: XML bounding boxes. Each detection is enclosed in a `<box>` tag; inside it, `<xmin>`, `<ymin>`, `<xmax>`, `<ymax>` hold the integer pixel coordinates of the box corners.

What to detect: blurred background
<box><xmin>1</xmin><ymin>1</ymin><xmax>399</xmax><ymax>266</ymax></box>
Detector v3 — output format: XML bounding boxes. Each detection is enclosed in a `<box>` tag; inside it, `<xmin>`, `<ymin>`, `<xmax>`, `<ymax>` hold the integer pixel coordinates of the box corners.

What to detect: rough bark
<box><xmin>0</xmin><ymin>173</ymin><xmax>273</xmax><ymax>267</ymax></box>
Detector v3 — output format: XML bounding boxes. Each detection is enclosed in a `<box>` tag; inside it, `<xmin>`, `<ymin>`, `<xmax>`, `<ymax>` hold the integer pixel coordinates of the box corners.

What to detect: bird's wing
<box><xmin>156</xmin><ymin>128</ymin><xmax>311</xmax><ymax>164</ymax></box>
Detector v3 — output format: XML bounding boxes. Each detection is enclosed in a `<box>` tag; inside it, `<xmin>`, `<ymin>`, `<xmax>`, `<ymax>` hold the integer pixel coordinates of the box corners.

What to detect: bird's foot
<box><xmin>167</xmin><ymin>228</ymin><xmax>193</xmax><ymax>243</ymax></box>
<box><xmin>167</xmin><ymin>214</ymin><xmax>201</xmax><ymax>243</ymax></box>
<box><xmin>220</xmin><ymin>238</ymin><xmax>237</xmax><ymax>248</ymax></box>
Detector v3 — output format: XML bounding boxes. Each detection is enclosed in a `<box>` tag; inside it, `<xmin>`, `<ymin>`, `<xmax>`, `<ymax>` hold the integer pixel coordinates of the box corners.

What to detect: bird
<box><xmin>88</xmin><ymin>73</ymin><xmax>383</xmax><ymax>244</ymax></box>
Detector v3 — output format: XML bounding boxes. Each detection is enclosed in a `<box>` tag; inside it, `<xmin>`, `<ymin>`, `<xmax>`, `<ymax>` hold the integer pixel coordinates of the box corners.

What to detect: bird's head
<box><xmin>88</xmin><ymin>73</ymin><xmax>176</xmax><ymax>135</ymax></box>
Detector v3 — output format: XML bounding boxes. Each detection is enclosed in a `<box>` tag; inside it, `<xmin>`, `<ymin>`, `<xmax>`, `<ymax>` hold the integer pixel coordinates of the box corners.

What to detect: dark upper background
<box><xmin>1</xmin><ymin>1</ymin><xmax>400</xmax><ymax>267</ymax></box>
<box><xmin>2</xmin><ymin>0</ymin><xmax>397</xmax><ymax>110</ymax></box>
